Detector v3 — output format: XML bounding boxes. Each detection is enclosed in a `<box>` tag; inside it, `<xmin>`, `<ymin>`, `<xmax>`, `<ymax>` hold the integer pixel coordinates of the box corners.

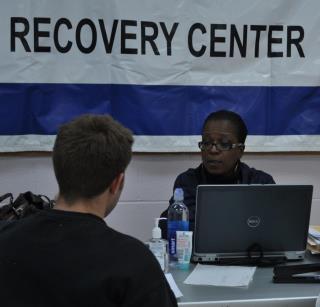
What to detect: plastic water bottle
<box><xmin>167</xmin><ymin>188</ymin><xmax>189</xmax><ymax>264</ymax></box>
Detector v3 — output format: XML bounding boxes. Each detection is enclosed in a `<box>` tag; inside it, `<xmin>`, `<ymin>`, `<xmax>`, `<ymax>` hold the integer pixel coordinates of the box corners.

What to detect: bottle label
<box><xmin>149</xmin><ymin>241</ymin><xmax>166</xmax><ymax>270</ymax></box>
<box><xmin>168</xmin><ymin>220</ymin><xmax>189</xmax><ymax>256</ymax></box>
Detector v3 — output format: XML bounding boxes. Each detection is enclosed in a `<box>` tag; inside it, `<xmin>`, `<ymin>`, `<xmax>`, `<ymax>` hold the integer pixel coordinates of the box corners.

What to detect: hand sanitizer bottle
<box><xmin>146</xmin><ymin>218</ymin><xmax>169</xmax><ymax>273</ymax></box>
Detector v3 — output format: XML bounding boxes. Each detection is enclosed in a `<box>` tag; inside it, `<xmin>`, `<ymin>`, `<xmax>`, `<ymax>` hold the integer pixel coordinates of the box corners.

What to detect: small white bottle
<box><xmin>146</xmin><ymin>218</ymin><xmax>169</xmax><ymax>273</ymax></box>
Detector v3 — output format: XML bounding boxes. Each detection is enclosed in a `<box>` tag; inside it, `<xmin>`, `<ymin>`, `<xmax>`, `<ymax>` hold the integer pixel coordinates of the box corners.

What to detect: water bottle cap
<box><xmin>174</xmin><ymin>188</ymin><xmax>184</xmax><ymax>201</ymax></box>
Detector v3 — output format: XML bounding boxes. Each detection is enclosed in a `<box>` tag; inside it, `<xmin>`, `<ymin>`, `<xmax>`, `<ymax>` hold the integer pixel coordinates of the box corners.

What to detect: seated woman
<box><xmin>160</xmin><ymin>110</ymin><xmax>275</xmax><ymax>236</ymax></box>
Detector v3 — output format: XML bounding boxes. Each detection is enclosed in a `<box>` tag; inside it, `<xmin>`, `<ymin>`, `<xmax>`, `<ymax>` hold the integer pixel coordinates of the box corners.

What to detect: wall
<box><xmin>0</xmin><ymin>153</ymin><xmax>319</xmax><ymax>242</ymax></box>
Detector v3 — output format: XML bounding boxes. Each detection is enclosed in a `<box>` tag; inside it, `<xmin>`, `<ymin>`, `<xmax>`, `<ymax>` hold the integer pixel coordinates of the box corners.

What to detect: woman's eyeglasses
<box><xmin>198</xmin><ymin>141</ymin><xmax>244</xmax><ymax>151</ymax></box>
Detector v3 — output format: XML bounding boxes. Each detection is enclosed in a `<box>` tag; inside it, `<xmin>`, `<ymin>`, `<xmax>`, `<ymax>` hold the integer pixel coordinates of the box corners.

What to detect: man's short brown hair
<box><xmin>53</xmin><ymin>114</ymin><xmax>133</xmax><ymax>203</ymax></box>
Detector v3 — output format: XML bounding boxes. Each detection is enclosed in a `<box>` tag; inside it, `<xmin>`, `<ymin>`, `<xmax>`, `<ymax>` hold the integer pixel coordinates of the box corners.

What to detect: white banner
<box><xmin>0</xmin><ymin>0</ymin><xmax>319</xmax><ymax>152</ymax></box>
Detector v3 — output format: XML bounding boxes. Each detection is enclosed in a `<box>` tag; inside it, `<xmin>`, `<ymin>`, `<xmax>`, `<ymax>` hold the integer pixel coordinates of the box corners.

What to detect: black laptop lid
<box><xmin>194</xmin><ymin>185</ymin><xmax>313</xmax><ymax>256</ymax></box>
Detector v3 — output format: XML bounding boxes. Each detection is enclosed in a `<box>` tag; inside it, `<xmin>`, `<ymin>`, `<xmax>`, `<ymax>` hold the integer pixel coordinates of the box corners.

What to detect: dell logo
<box><xmin>247</xmin><ymin>216</ymin><xmax>261</xmax><ymax>228</ymax></box>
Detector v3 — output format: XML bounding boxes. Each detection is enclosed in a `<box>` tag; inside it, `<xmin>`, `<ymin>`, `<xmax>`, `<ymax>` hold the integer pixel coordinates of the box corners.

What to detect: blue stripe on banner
<box><xmin>0</xmin><ymin>83</ymin><xmax>319</xmax><ymax>136</ymax></box>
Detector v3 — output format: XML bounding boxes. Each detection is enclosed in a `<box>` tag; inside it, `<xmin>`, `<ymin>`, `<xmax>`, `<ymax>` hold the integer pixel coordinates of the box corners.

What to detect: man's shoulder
<box><xmin>107</xmin><ymin>227</ymin><xmax>158</xmax><ymax>261</ymax></box>
<box><xmin>0</xmin><ymin>220</ymin><xmax>15</xmax><ymax>232</ymax></box>
<box><xmin>0</xmin><ymin>214</ymin><xmax>37</xmax><ymax>234</ymax></box>
<box><xmin>239</xmin><ymin>162</ymin><xmax>275</xmax><ymax>184</ymax></box>
<box><xmin>108</xmin><ymin>227</ymin><xmax>145</xmax><ymax>249</ymax></box>
<box><xmin>106</xmin><ymin>228</ymin><xmax>169</xmax><ymax>287</ymax></box>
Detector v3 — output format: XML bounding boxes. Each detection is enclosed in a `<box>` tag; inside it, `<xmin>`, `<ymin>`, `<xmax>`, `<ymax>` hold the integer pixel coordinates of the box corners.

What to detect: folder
<box><xmin>273</xmin><ymin>263</ymin><xmax>320</xmax><ymax>283</ymax></box>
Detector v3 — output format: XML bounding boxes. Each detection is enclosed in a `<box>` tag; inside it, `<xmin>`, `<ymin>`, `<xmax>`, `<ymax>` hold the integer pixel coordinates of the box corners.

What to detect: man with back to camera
<box><xmin>0</xmin><ymin>114</ymin><xmax>177</xmax><ymax>307</ymax></box>
<box><xmin>160</xmin><ymin>110</ymin><xmax>275</xmax><ymax>236</ymax></box>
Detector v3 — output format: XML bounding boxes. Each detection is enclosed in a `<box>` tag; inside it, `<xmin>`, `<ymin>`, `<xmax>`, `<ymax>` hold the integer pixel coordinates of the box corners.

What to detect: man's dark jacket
<box><xmin>0</xmin><ymin>210</ymin><xmax>177</xmax><ymax>307</ymax></box>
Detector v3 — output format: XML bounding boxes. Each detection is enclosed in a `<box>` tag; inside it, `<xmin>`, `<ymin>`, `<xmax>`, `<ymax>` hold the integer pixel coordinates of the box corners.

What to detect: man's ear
<box><xmin>109</xmin><ymin>172</ymin><xmax>125</xmax><ymax>195</ymax></box>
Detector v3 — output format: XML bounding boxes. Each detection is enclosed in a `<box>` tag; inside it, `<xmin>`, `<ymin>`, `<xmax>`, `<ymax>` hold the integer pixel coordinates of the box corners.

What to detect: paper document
<box><xmin>309</xmin><ymin>227</ymin><xmax>320</xmax><ymax>244</ymax></box>
<box><xmin>309</xmin><ymin>227</ymin><xmax>320</xmax><ymax>237</ymax></box>
<box><xmin>184</xmin><ymin>264</ymin><xmax>256</xmax><ymax>287</ymax></box>
<box><xmin>165</xmin><ymin>273</ymin><xmax>183</xmax><ymax>298</ymax></box>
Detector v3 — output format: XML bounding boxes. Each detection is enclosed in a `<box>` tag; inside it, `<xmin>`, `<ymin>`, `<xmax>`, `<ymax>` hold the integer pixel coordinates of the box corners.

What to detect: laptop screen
<box><xmin>193</xmin><ymin>185</ymin><xmax>313</xmax><ymax>261</ymax></box>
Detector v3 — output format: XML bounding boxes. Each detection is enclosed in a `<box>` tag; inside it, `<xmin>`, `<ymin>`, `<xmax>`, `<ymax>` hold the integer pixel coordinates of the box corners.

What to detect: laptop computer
<box><xmin>192</xmin><ymin>185</ymin><xmax>313</xmax><ymax>264</ymax></box>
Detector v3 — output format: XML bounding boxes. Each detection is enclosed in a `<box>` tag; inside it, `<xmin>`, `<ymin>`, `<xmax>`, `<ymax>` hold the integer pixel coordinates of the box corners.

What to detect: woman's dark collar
<box><xmin>200</xmin><ymin>162</ymin><xmax>241</xmax><ymax>184</ymax></box>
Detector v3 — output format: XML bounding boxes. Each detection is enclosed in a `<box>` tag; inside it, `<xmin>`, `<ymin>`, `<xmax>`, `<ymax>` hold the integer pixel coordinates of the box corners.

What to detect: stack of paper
<box><xmin>308</xmin><ymin>226</ymin><xmax>320</xmax><ymax>254</ymax></box>
<box><xmin>184</xmin><ymin>264</ymin><xmax>256</xmax><ymax>287</ymax></box>
<box><xmin>165</xmin><ymin>273</ymin><xmax>183</xmax><ymax>298</ymax></box>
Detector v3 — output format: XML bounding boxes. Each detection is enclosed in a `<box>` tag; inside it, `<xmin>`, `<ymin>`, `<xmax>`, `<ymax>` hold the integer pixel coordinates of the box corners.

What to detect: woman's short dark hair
<box><xmin>202</xmin><ymin>110</ymin><xmax>248</xmax><ymax>143</ymax></box>
<box><xmin>53</xmin><ymin>114</ymin><xmax>133</xmax><ymax>203</ymax></box>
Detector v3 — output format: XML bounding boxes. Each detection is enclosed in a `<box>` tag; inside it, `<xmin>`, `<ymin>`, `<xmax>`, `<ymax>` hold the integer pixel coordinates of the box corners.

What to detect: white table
<box><xmin>171</xmin><ymin>254</ymin><xmax>320</xmax><ymax>307</ymax></box>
